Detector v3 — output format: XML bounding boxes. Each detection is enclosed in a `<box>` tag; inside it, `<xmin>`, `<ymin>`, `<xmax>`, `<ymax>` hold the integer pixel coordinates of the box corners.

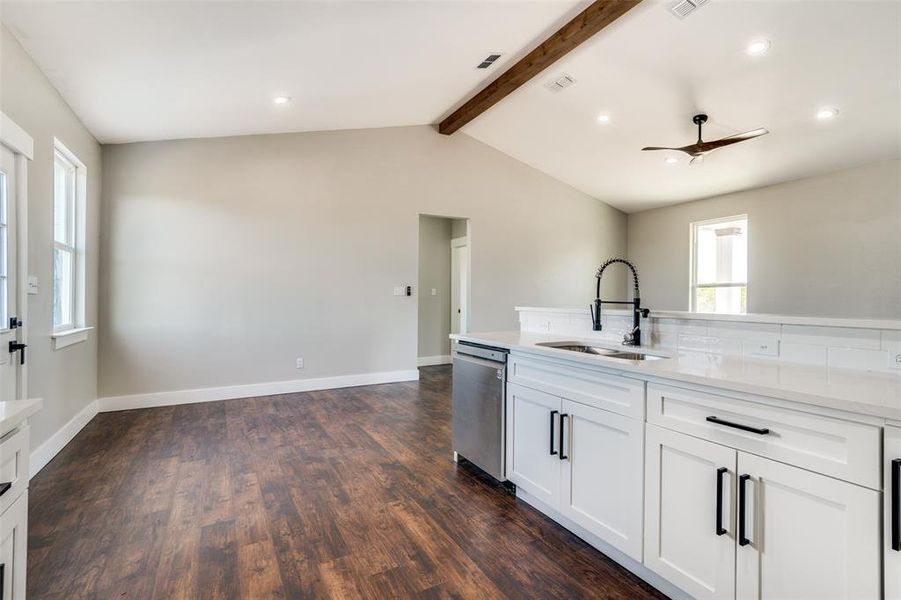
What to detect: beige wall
<box><xmin>417</xmin><ymin>215</ymin><xmax>452</xmax><ymax>359</ymax></box>
<box><xmin>627</xmin><ymin>160</ymin><xmax>901</xmax><ymax>319</ymax></box>
<box><xmin>100</xmin><ymin>126</ymin><xmax>627</xmax><ymax>398</ymax></box>
<box><xmin>0</xmin><ymin>25</ymin><xmax>101</xmax><ymax>451</ymax></box>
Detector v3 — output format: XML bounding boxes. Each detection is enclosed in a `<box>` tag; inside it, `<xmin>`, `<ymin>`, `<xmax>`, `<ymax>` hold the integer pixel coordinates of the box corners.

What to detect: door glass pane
<box><xmin>53</xmin><ymin>248</ymin><xmax>74</xmax><ymax>328</ymax></box>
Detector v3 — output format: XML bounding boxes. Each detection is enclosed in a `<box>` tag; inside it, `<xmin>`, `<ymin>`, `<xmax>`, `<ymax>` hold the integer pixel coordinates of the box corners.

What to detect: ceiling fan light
<box><xmin>597</xmin><ymin>113</ymin><xmax>610</xmax><ymax>124</ymax></box>
<box><xmin>816</xmin><ymin>107</ymin><xmax>839</xmax><ymax>120</ymax></box>
<box><xmin>665</xmin><ymin>157</ymin><xmax>678</xmax><ymax>164</ymax></box>
<box><xmin>746</xmin><ymin>39</ymin><xmax>771</xmax><ymax>56</ymax></box>
<box><xmin>273</xmin><ymin>95</ymin><xmax>292</xmax><ymax>105</ymax></box>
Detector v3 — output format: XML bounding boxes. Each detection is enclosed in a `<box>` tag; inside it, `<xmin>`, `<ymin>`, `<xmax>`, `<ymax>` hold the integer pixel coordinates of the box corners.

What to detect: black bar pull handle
<box><xmin>892</xmin><ymin>458</ymin><xmax>901</xmax><ymax>551</ymax></box>
<box><xmin>8</xmin><ymin>341</ymin><xmax>26</xmax><ymax>366</ymax></box>
<box><xmin>1</xmin><ymin>562</ymin><xmax>5</xmax><ymax>600</ymax></box>
<box><xmin>707</xmin><ymin>416</ymin><xmax>770</xmax><ymax>436</ymax></box>
<box><xmin>549</xmin><ymin>410</ymin><xmax>558</xmax><ymax>456</ymax></box>
<box><xmin>716</xmin><ymin>467</ymin><xmax>727</xmax><ymax>536</ymax></box>
<box><xmin>0</xmin><ymin>482</ymin><xmax>10</xmax><ymax>498</ymax></box>
<box><xmin>738</xmin><ymin>474</ymin><xmax>751</xmax><ymax>546</ymax></box>
<box><xmin>559</xmin><ymin>413</ymin><xmax>569</xmax><ymax>460</ymax></box>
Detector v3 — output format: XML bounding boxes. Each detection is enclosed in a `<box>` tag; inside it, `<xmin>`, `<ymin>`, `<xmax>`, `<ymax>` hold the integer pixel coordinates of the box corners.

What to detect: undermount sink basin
<box><xmin>536</xmin><ymin>341</ymin><xmax>667</xmax><ymax>361</ymax></box>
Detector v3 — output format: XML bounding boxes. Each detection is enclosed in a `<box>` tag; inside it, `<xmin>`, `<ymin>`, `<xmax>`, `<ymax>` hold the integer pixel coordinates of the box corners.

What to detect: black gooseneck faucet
<box><xmin>590</xmin><ymin>258</ymin><xmax>651</xmax><ymax>347</ymax></box>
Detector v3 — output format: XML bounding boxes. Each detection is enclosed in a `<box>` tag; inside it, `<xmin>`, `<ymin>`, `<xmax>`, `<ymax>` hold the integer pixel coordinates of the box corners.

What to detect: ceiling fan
<box><xmin>642</xmin><ymin>114</ymin><xmax>768</xmax><ymax>165</ymax></box>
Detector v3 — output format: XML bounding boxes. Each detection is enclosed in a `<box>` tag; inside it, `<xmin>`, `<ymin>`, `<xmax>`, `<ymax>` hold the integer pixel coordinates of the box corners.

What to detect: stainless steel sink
<box><xmin>536</xmin><ymin>341</ymin><xmax>666</xmax><ymax>361</ymax></box>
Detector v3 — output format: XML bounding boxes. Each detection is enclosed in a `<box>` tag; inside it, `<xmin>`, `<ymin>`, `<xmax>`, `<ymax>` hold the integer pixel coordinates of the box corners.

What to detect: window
<box><xmin>691</xmin><ymin>215</ymin><xmax>748</xmax><ymax>314</ymax></box>
<box><xmin>0</xmin><ymin>170</ymin><xmax>8</xmax><ymax>326</ymax></box>
<box><xmin>52</xmin><ymin>142</ymin><xmax>85</xmax><ymax>332</ymax></box>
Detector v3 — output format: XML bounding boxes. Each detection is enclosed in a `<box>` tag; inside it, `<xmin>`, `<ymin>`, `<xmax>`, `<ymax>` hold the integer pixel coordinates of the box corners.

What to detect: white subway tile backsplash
<box><xmin>827</xmin><ymin>347</ymin><xmax>890</xmax><ymax>372</ymax></box>
<box><xmin>781</xmin><ymin>325</ymin><xmax>881</xmax><ymax>350</ymax></box>
<box><xmin>779</xmin><ymin>342</ymin><xmax>828</xmax><ymax>366</ymax></box>
<box><xmin>515</xmin><ymin>308</ymin><xmax>900</xmax><ymax>372</ymax></box>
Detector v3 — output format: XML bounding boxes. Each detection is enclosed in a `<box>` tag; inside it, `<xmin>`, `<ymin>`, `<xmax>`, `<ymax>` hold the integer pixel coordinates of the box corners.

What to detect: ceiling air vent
<box><xmin>669</xmin><ymin>0</ymin><xmax>708</xmax><ymax>19</ymax></box>
<box><xmin>544</xmin><ymin>74</ymin><xmax>577</xmax><ymax>92</ymax></box>
<box><xmin>476</xmin><ymin>53</ymin><xmax>503</xmax><ymax>69</ymax></box>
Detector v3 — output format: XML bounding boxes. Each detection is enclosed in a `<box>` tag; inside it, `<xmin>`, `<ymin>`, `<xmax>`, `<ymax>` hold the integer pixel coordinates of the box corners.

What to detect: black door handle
<box><xmin>707</xmin><ymin>416</ymin><xmax>770</xmax><ymax>435</ymax></box>
<box><xmin>738</xmin><ymin>474</ymin><xmax>751</xmax><ymax>546</ymax></box>
<box><xmin>559</xmin><ymin>413</ymin><xmax>568</xmax><ymax>460</ymax></box>
<box><xmin>8</xmin><ymin>341</ymin><xmax>26</xmax><ymax>366</ymax></box>
<box><xmin>892</xmin><ymin>458</ymin><xmax>900</xmax><ymax>551</ymax></box>
<box><xmin>716</xmin><ymin>467</ymin><xmax>727</xmax><ymax>536</ymax></box>
<box><xmin>1</xmin><ymin>562</ymin><xmax>5</xmax><ymax>600</ymax></box>
<box><xmin>0</xmin><ymin>482</ymin><xmax>10</xmax><ymax>497</ymax></box>
<box><xmin>549</xmin><ymin>410</ymin><xmax>558</xmax><ymax>456</ymax></box>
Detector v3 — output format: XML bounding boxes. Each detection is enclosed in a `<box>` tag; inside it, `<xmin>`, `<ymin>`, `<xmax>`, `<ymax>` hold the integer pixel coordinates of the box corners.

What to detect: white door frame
<box><xmin>0</xmin><ymin>112</ymin><xmax>32</xmax><ymax>399</ymax></box>
<box><xmin>451</xmin><ymin>235</ymin><xmax>469</xmax><ymax>334</ymax></box>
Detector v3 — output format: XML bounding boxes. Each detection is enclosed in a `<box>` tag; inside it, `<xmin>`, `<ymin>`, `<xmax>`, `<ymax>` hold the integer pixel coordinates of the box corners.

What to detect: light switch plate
<box><xmin>27</xmin><ymin>276</ymin><xmax>38</xmax><ymax>295</ymax></box>
<box><xmin>393</xmin><ymin>286</ymin><xmax>404</xmax><ymax>296</ymax></box>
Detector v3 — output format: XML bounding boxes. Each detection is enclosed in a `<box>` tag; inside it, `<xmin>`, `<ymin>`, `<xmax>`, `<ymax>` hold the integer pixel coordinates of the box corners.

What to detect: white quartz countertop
<box><xmin>451</xmin><ymin>331</ymin><xmax>901</xmax><ymax>421</ymax></box>
<box><xmin>0</xmin><ymin>398</ymin><xmax>42</xmax><ymax>438</ymax></box>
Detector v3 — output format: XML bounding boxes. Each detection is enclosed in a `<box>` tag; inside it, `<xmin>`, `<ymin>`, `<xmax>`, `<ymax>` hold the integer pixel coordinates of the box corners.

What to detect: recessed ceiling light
<box><xmin>816</xmin><ymin>107</ymin><xmax>839</xmax><ymax>120</ymax></box>
<box><xmin>665</xmin><ymin>157</ymin><xmax>679</xmax><ymax>164</ymax></box>
<box><xmin>746</xmin><ymin>39</ymin><xmax>771</xmax><ymax>56</ymax></box>
<box><xmin>597</xmin><ymin>114</ymin><xmax>610</xmax><ymax>124</ymax></box>
<box><xmin>273</xmin><ymin>96</ymin><xmax>292</xmax><ymax>105</ymax></box>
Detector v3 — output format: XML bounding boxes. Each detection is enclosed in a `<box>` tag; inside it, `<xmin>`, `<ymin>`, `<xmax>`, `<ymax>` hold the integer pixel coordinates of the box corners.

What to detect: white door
<box><xmin>0</xmin><ymin>146</ymin><xmax>20</xmax><ymax>403</ymax></box>
<box><xmin>644</xmin><ymin>424</ymin><xmax>737</xmax><ymax>600</ymax></box>
<box><xmin>560</xmin><ymin>399</ymin><xmax>644</xmax><ymax>561</ymax></box>
<box><xmin>736</xmin><ymin>452</ymin><xmax>880</xmax><ymax>600</ymax></box>
<box><xmin>450</xmin><ymin>240</ymin><xmax>467</xmax><ymax>334</ymax></box>
<box><xmin>886</xmin><ymin>426</ymin><xmax>901</xmax><ymax>600</ymax></box>
<box><xmin>506</xmin><ymin>382</ymin><xmax>562</xmax><ymax>509</ymax></box>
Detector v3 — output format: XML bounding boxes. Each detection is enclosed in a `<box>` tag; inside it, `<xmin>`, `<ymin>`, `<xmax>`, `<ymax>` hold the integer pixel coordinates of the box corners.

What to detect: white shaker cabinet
<box><xmin>560</xmin><ymin>398</ymin><xmax>644</xmax><ymax>561</ymax></box>
<box><xmin>644</xmin><ymin>424</ymin><xmax>737</xmax><ymax>600</ymax></box>
<box><xmin>885</xmin><ymin>426</ymin><xmax>901</xmax><ymax>599</ymax></box>
<box><xmin>735</xmin><ymin>452</ymin><xmax>880</xmax><ymax>600</ymax></box>
<box><xmin>507</xmin><ymin>382</ymin><xmax>562</xmax><ymax>509</ymax></box>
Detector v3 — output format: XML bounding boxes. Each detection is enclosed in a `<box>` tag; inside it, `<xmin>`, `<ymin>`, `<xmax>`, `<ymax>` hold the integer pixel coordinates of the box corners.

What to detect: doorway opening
<box><xmin>417</xmin><ymin>215</ymin><xmax>469</xmax><ymax>367</ymax></box>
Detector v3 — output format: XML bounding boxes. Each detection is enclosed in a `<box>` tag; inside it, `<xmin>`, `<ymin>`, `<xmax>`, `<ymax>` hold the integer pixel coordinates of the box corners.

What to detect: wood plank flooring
<box><xmin>28</xmin><ymin>366</ymin><xmax>666</xmax><ymax>599</ymax></box>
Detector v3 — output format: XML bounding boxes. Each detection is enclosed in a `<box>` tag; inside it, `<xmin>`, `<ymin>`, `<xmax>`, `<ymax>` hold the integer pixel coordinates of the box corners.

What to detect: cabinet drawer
<box><xmin>647</xmin><ymin>383</ymin><xmax>879</xmax><ymax>489</ymax></box>
<box><xmin>0</xmin><ymin>426</ymin><xmax>29</xmax><ymax>515</ymax></box>
<box><xmin>509</xmin><ymin>353</ymin><xmax>645</xmax><ymax>419</ymax></box>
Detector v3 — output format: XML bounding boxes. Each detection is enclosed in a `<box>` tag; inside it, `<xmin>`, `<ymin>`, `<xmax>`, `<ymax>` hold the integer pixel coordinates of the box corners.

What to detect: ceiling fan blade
<box><xmin>701</xmin><ymin>128</ymin><xmax>769</xmax><ymax>151</ymax></box>
<box><xmin>689</xmin><ymin>155</ymin><xmax>704</xmax><ymax>166</ymax></box>
<box><xmin>642</xmin><ymin>146</ymin><xmax>696</xmax><ymax>155</ymax></box>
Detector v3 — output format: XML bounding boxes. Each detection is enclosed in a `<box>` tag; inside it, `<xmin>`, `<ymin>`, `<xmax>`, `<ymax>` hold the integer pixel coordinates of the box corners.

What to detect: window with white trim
<box><xmin>0</xmin><ymin>170</ymin><xmax>8</xmax><ymax>326</ymax></box>
<box><xmin>691</xmin><ymin>215</ymin><xmax>748</xmax><ymax>314</ymax></box>
<box><xmin>52</xmin><ymin>142</ymin><xmax>85</xmax><ymax>332</ymax></box>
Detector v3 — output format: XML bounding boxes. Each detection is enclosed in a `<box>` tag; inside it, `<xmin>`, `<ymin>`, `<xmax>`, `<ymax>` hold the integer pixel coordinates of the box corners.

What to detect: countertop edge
<box><xmin>0</xmin><ymin>398</ymin><xmax>43</xmax><ymax>438</ymax></box>
<box><xmin>452</xmin><ymin>332</ymin><xmax>901</xmax><ymax>422</ymax></box>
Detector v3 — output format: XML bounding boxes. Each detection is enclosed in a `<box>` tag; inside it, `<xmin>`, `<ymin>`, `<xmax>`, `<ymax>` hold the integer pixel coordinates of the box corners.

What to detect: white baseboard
<box><xmin>417</xmin><ymin>355</ymin><xmax>452</xmax><ymax>367</ymax></box>
<box><xmin>98</xmin><ymin>369</ymin><xmax>421</xmax><ymax>413</ymax></box>
<box><xmin>30</xmin><ymin>399</ymin><xmax>98</xmax><ymax>479</ymax></box>
<box><xmin>516</xmin><ymin>488</ymin><xmax>691</xmax><ymax>600</ymax></box>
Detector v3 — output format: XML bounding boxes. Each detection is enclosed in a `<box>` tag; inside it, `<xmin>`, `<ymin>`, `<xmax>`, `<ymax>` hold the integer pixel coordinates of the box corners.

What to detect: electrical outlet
<box><xmin>431</xmin><ymin>288</ymin><xmax>437</xmax><ymax>296</ymax></box>
<box><xmin>894</xmin><ymin>353</ymin><xmax>901</xmax><ymax>368</ymax></box>
<box><xmin>296</xmin><ymin>358</ymin><xmax>304</xmax><ymax>369</ymax></box>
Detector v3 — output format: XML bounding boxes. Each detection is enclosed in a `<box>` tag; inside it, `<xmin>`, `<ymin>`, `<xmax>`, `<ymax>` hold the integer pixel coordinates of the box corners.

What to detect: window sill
<box><xmin>51</xmin><ymin>326</ymin><xmax>93</xmax><ymax>350</ymax></box>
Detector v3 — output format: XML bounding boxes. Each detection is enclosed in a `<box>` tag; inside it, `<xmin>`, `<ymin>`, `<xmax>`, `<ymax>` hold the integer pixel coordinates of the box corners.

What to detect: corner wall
<box><xmin>0</xmin><ymin>25</ymin><xmax>101</xmax><ymax>459</ymax></box>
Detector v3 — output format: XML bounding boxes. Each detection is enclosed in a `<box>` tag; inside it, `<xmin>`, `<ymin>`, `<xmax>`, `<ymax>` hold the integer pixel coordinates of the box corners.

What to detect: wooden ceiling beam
<box><xmin>438</xmin><ymin>0</ymin><xmax>642</xmax><ymax>135</ymax></box>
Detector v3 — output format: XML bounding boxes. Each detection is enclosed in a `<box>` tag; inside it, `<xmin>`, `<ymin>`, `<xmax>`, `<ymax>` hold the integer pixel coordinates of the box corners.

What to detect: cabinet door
<box><xmin>887</xmin><ymin>426</ymin><xmax>901</xmax><ymax>600</ymax></box>
<box><xmin>560</xmin><ymin>399</ymin><xmax>644</xmax><ymax>561</ymax></box>
<box><xmin>506</xmin><ymin>382</ymin><xmax>562</xmax><ymax>509</ymax></box>
<box><xmin>0</xmin><ymin>491</ymin><xmax>27</xmax><ymax>600</ymax></box>
<box><xmin>736</xmin><ymin>452</ymin><xmax>880</xmax><ymax>600</ymax></box>
<box><xmin>644</xmin><ymin>424</ymin><xmax>737</xmax><ymax>600</ymax></box>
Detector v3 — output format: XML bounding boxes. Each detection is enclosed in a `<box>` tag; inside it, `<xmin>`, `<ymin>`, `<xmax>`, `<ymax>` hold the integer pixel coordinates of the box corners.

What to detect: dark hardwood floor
<box><xmin>28</xmin><ymin>366</ymin><xmax>666</xmax><ymax>599</ymax></box>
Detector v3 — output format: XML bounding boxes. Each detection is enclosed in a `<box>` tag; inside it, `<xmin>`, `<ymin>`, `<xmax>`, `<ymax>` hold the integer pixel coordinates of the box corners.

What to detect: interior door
<box><xmin>560</xmin><ymin>399</ymin><xmax>644</xmax><ymax>561</ymax></box>
<box><xmin>450</xmin><ymin>241</ymin><xmax>467</xmax><ymax>334</ymax></box>
<box><xmin>887</xmin><ymin>426</ymin><xmax>901</xmax><ymax>600</ymax></box>
<box><xmin>644</xmin><ymin>424</ymin><xmax>737</xmax><ymax>600</ymax></box>
<box><xmin>735</xmin><ymin>452</ymin><xmax>880</xmax><ymax>600</ymax></box>
<box><xmin>507</xmin><ymin>382</ymin><xmax>561</xmax><ymax>509</ymax></box>
<box><xmin>0</xmin><ymin>146</ymin><xmax>20</xmax><ymax>403</ymax></box>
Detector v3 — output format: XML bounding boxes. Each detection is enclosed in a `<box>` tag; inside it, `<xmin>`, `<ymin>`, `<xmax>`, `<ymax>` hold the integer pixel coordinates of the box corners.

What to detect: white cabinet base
<box><xmin>516</xmin><ymin>486</ymin><xmax>692</xmax><ymax>600</ymax></box>
<box><xmin>0</xmin><ymin>490</ymin><xmax>28</xmax><ymax>600</ymax></box>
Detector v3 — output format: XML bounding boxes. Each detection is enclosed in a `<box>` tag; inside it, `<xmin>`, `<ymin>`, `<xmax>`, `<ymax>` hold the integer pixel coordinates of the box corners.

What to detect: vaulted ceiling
<box><xmin>3</xmin><ymin>0</ymin><xmax>899</xmax><ymax>212</ymax></box>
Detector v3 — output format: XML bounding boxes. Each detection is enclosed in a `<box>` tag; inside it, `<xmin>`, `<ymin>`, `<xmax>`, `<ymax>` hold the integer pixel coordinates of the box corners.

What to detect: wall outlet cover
<box><xmin>27</xmin><ymin>276</ymin><xmax>38</xmax><ymax>295</ymax></box>
<box><xmin>296</xmin><ymin>358</ymin><xmax>304</xmax><ymax>369</ymax></box>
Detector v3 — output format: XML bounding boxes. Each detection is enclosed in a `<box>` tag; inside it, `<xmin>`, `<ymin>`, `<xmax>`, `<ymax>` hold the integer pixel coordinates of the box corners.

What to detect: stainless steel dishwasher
<box><xmin>452</xmin><ymin>340</ymin><xmax>509</xmax><ymax>484</ymax></box>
